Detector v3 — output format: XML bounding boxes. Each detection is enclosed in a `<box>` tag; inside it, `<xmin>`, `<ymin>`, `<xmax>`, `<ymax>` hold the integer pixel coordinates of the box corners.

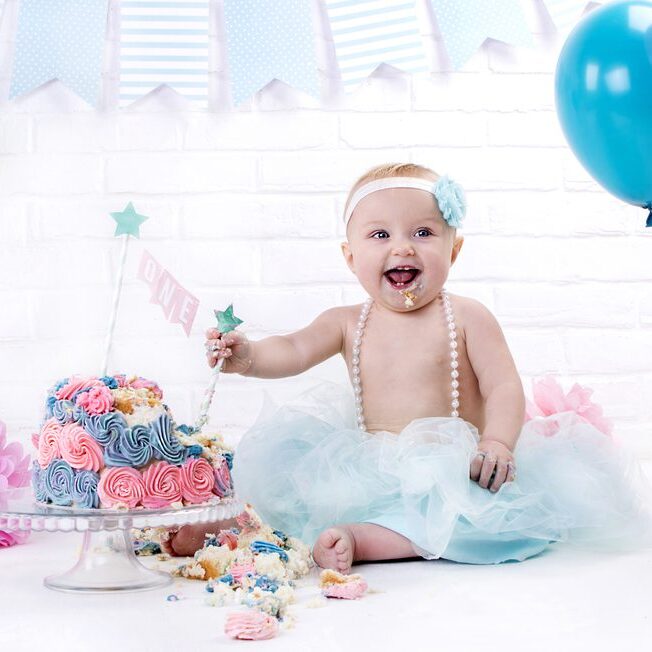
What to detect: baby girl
<box><xmin>169</xmin><ymin>163</ymin><xmax>652</xmax><ymax>570</ymax></box>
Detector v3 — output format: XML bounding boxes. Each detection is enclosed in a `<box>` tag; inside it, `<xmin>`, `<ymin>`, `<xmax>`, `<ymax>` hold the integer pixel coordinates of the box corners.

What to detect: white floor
<box><xmin>2</xmin><ymin>467</ymin><xmax>652</xmax><ymax>651</ymax></box>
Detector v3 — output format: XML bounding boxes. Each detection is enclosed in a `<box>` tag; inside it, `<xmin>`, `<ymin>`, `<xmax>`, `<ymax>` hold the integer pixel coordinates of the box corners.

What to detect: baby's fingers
<box><xmin>206</xmin><ymin>327</ymin><xmax>221</xmax><ymax>339</ymax></box>
<box><xmin>221</xmin><ymin>330</ymin><xmax>245</xmax><ymax>347</ymax></box>
<box><xmin>489</xmin><ymin>459</ymin><xmax>509</xmax><ymax>493</ymax></box>
<box><xmin>478</xmin><ymin>454</ymin><xmax>498</xmax><ymax>489</ymax></box>
<box><xmin>469</xmin><ymin>452</ymin><xmax>485</xmax><ymax>481</ymax></box>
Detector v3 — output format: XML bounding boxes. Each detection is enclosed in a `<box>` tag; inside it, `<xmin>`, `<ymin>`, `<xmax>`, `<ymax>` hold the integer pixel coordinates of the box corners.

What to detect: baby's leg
<box><xmin>161</xmin><ymin>518</ymin><xmax>239</xmax><ymax>556</ymax></box>
<box><xmin>313</xmin><ymin>523</ymin><xmax>417</xmax><ymax>574</ymax></box>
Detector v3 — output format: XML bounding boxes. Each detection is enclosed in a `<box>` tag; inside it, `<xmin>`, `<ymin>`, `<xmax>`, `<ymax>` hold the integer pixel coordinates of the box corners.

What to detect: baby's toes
<box><xmin>320</xmin><ymin>528</ymin><xmax>340</xmax><ymax>550</ymax></box>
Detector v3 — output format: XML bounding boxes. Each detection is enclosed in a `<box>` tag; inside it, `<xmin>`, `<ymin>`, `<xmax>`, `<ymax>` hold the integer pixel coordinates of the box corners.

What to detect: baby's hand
<box><xmin>470</xmin><ymin>440</ymin><xmax>516</xmax><ymax>493</ymax></box>
<box><xmin>204</xmin><ymin>328</ymin><xmax>253</xmax><ymax>375</ymax></box>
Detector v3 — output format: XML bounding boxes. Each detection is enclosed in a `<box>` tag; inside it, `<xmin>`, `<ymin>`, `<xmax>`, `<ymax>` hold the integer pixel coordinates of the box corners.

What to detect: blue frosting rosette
<box><xmin>104</xmin><ymin>424</ymin><xmax>153</xmax><ymax>467</ymax></box>
<box><xmin>32</xmin><ymin>462</ymin><xmax>48</xmax><ymax>503</ymax></box>
<box><xmin>52</xmin><ymin>399</ymin><xmax>74</xmax><ymax>425</ymax></box>
<box><xmin>150</xmin><ymin>414</ymin><xmax>186</xmax><ymax>465</ymax></box>
<box><xmin>44</xmin><ymin>459</ymin><xmax>75</xmax><ymax>506</ymax></box>
<box><xmin>44</xmin><ymin>395</ymin><xmax>56</xmax><ymax>420</ymax></box>
<box><xmin>85</xmin><ymin>411</ymin><xmax>128</xmax><ymax>447</ymax></box>
<box><xmin>72</xmin><ymin>470</ymin><xmax>100</xmax><ymax>509</ymax></box>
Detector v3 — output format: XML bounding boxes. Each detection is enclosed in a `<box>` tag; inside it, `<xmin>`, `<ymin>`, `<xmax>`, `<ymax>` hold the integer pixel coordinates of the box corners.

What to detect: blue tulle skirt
<box><xmin>232</xmin><ymin>382</ymin><xmax>652</xmax><ymax>564</ymax></box>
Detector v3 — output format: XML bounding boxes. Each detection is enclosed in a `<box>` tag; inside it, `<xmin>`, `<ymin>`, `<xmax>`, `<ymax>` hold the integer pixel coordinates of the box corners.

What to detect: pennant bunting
<box><xmin>325</xmin><ymin>0</ymin><xmax>429</xmax><ymax>88</ymax></box>
<box><xmin>138</xmin><ymin>250</ymin><xmax>199</xmax><ymax>337</ymax></box>
<box><xmin>223</xmin><ymin>0</ymin><xmax>319</xmax><ymax>105</ymax></box>
<box><xmin>119</xmin><ymin>0</ymin><xmax>209</xmax><ymax>107</ymax></box>
<box><xmin>542</xmin><ymin>0</ymin><xmax>604</xmax><ymax>32</ymax></box>
<box><xmin>429</xmin><ymin>0</ymin><xmax>532</xmax><ymax>70</ymax></box>
<box><xmin>10</xmin><ymin>0</ymin><xmax>109</xmax><ymax>105</ymax></box>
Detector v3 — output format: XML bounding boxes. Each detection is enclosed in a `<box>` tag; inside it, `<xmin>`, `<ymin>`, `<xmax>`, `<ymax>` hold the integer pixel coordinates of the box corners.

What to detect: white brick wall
<box><xmin>1</xmin><ymin>0</ymin><xmax>651</xmax><ymax>459</ymax></box>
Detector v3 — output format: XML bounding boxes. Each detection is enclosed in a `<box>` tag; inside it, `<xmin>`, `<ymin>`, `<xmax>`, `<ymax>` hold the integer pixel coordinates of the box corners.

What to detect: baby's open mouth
<box><xmin>383</xmin><ymin>266</ymin><xmax>421</xmax><ymax>289</ymax></box>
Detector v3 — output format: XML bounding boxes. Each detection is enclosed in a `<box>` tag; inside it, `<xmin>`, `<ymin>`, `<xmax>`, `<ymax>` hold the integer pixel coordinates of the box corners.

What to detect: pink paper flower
<box><xmin>0</xmin><ymin>530</ymin><xmax>30</xmax><ymax>548</ymax></box>
<box><xmin>0</xmin><ymin>420</ymin><xmax>31</xmax><ymax>547</ymax></box>
<box><xmin>524</xmin><ymin>375</ymin><xmax>613</xmax><ymax>437</ymax></box>
<box><xmin>75</xmin><ymin>385</ymin><xmax>114</xmax><ymax>416</ymax></box>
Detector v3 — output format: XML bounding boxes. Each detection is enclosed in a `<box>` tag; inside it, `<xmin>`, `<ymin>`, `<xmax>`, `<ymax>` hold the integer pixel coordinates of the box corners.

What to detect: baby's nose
<box><xmin>392</xmin><ymin>243</ymin><xmax>415</xmax><ymax>256</ymax></box>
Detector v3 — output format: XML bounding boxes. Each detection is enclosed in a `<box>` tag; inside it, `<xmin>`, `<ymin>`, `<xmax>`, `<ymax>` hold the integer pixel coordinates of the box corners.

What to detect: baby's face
<box><xmin>341</xmin><ymin>187</ymin><xmax>463</xmax><ymax>312</ymax></box>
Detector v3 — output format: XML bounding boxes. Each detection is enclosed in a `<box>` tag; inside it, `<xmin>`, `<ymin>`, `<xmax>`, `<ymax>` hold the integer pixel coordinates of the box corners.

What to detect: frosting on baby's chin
<box><xmin>399</xmin><ymin>281</ymin><xmax>423</xmax><ymax>308</ymax></box>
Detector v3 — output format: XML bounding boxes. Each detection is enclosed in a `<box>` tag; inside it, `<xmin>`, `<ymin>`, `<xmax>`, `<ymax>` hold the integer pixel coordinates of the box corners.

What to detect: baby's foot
<box><xmin>312</xmin><ymin>526</ymin><xmax>356</xmax><ymax>574</ymax></box>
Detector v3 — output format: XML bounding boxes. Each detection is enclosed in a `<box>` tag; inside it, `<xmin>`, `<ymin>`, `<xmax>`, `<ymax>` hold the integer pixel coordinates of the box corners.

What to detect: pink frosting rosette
<box><xmin>224</xmin><ymin>611</ymin><xmax>278</xmax><ymax>641</ymax></box>
<box><xmin>217</xmin><ymin>529</ymin><xmax>239</xmax><ymax>550</ymax></box>
<box><xmin>37</xmin><ymin>418</ymin><xmax>63</xmax><ymax>469</ymax></box>
<box><xmin>212</xmin><ymin>457</ymin><xmax>233</xmax><ymax>498</ymax></box>
<box><xmin>141</xmin><ymin>461</ymin><xmax>183</xmax><ymax>509</ymax></box>
<box><xmin>98</xmin><ymin>467</ymin><xmax>145</xmax><ymax>509</ymax></box>
<box><xmin>75</xmin><ymin>385</ymin><xmax>114</xmax><ymax>416</ymax></box>
<box><xmin>59</xmin><ymin>423</ymin><xmax>104</xmax><ymax>472</ymax></box>
<box><xmin>228</xmin><ymin>559</ymin><xmax>256</xmax><ymax>584</ymax></box>
<box><xmin>55</xmin><ymin>376</ymin><xmax>103</xmax><ymax>401</ymax></box>
<box><xmin>180</xmin><ymin>457</ymin><xmax>214</xmax><ymax>504</ymax></box>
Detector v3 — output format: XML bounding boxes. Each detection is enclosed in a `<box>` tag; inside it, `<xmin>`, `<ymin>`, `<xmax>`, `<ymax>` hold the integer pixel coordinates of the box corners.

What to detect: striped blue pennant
<box><xmin>429</xmin><ymin>0</ymin><xmax>532</xmax><ymax>70</ymax></box>
<box><xmin>224</xmin><ymin>0</ymin><xmax>319</xmax><ymax>105</ymax></box>
<box><xmin>325</xmin><ymin>0</ymin><xmax>429</xmax><ymax>89</ymax></box>
<box><xmin>10</xmin><ymin>0</ymin><xmax>109</xmax><ymax>105</ymax></box>
<box><xmin>119</xmin><ymin>0</ymin><xmax>209</xmax><ymax>106</ymax></box>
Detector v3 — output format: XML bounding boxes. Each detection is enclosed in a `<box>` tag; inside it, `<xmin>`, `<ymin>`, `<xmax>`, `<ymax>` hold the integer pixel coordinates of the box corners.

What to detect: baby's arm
<box><xmin>209</xmin><ymin>307</ymin><xmax>345</xmax><ymax>379</ymax></box>
<box><xmin>462</xmin><ymin>298</ymin><xmax>525</xmax><ymax>452</ymax></box>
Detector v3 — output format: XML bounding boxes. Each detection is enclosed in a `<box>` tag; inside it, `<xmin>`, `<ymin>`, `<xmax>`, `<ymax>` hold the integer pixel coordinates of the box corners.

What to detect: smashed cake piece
<box><xmin>224</xmin><ymin>610</ymin><xmax>279</xmax><ymax>641</ymax></box>
<box><xmin>319</xmin><ymin>568</ymin><xmax>368</xmax><ymax>600</ymax></box>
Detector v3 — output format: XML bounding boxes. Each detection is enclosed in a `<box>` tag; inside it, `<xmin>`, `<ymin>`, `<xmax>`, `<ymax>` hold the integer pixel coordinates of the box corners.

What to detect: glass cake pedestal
<box><xmin>0</xmin><ymin>490</ymin><xmax>244</xmax><ymax>594</ymax></box>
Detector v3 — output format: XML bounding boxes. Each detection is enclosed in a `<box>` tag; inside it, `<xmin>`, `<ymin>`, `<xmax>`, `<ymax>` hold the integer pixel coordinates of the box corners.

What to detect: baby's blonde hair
<box><xmin>344</xmin><ymin>162</ymin><xmax>454</xmax><ymax>232</ymax></box>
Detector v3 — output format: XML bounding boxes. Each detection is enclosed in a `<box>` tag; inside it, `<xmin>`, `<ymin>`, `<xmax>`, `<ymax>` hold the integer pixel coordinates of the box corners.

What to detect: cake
<box><xmin>31</xmin><ymin>374</ymin><xmax>234</xmax><ymax>509</ymax></box>
<box><xmin>319</xmin><ymin>569</ymin><xmax>368</xmax><ymax>599</ymax></box>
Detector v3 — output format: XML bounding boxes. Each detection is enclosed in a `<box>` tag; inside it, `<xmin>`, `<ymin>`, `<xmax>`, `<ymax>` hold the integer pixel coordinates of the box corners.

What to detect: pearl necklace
<box><xmin>351</xmin><ymin>289</ymin><xmax>460</xmax><ymax>431</ymax></box>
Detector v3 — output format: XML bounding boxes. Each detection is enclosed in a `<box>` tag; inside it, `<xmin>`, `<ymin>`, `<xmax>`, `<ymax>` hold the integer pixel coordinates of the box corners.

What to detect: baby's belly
<box><xmin>362</xmin><ymin>391</ymin><xmax>485</xmax><ymax>434</ymax></box>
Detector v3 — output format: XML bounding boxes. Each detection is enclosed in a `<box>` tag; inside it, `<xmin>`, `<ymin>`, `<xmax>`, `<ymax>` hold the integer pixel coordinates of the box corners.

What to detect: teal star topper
<box><xmin>110</xmin><ymin>202</ymin><xmax>149</xmax><ymax>238</ymax></box>
<box><xmin>214</xmin><ymin>304</ymin><xmax>243</xmax><ymax>334</ymax></box>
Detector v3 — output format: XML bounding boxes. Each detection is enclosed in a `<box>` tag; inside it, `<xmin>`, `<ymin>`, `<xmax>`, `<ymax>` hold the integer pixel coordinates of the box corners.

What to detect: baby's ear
<box><xmin>450</xmin><ymin>235</ymin><xmax>464</xmax><ymax>265</ymax></box>
<box><xmin>341</xmin><ymin>241</ymin><xmax>355</xmax><ymax>273</ymax></box>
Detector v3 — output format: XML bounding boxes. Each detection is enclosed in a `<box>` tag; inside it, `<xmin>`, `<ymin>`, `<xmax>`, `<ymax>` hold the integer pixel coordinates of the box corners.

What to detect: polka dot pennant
<box><xmin>10</xmin><ymin>0</ymin><xmax>109</xmax><ymax>106</ymax></box>
<box><xmin>429</xmin><ymin>0</ymin><xmax>533</xmax><ymax>70</ymax></box>
<box><xmin>223</xmin><ymin>0</ymin><xmax>319</xmax><ymax>106</ymax></box>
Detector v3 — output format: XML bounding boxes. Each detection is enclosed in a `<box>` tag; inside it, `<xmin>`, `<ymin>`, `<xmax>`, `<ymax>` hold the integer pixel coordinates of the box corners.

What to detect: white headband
<box><xmin>343</xmin><ymin>175</ymin><xmax>466</xmax><ymax>229</ymax></box>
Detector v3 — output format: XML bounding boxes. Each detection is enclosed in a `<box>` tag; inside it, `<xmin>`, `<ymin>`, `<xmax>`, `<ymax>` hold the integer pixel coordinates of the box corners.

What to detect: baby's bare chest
<box><xmin>343</xmin><ymin>308</ymin><xmax>482</xmax><ymax>430</ymax></box>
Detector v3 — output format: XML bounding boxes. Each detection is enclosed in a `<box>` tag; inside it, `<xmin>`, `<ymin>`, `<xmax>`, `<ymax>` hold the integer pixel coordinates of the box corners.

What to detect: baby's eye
<box><xmin>371</xmin><ymin>230</ymin><xmax>389</xmax><ymax>239</ymax></box>
<box><xmin>415</xmin><ymin>228</ymin><xmax>433</xmax><ymax>238</ymax></box>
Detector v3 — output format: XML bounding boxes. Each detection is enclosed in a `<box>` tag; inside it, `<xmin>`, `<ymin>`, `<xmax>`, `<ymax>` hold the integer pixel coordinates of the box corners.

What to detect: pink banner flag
<box><xmin>137</xmin><ymin>250</ymin><xmax>199</xmax><ymax>336</ymax></box>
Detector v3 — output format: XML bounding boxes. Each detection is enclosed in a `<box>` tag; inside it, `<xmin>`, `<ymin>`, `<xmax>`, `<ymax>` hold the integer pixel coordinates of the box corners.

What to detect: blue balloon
<box><xmin>555</xmin><ymin>0</ymin><xmax>652</xmax><ymax>225</ymax></box>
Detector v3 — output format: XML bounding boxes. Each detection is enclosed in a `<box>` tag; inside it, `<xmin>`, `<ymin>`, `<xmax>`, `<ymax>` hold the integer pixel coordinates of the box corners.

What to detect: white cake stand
<box><xmin>0</xmin><ymin>489</ymin><xmax>244</xmax><ymax>594</ymax></box>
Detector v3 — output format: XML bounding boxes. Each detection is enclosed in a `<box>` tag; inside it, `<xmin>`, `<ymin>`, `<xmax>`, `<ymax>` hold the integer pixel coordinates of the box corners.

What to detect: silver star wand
<box><xmin>194</xmin><ymin>304</ymin><xmax>243</xmax><ymax>432</ymax></box>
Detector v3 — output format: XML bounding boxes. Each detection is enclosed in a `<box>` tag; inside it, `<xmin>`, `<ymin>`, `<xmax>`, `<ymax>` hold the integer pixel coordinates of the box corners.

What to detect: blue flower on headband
<box><xmin>433</xmin><ymin>175</ymin><xmax>466</xmax><ymax>228</ymax></box>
